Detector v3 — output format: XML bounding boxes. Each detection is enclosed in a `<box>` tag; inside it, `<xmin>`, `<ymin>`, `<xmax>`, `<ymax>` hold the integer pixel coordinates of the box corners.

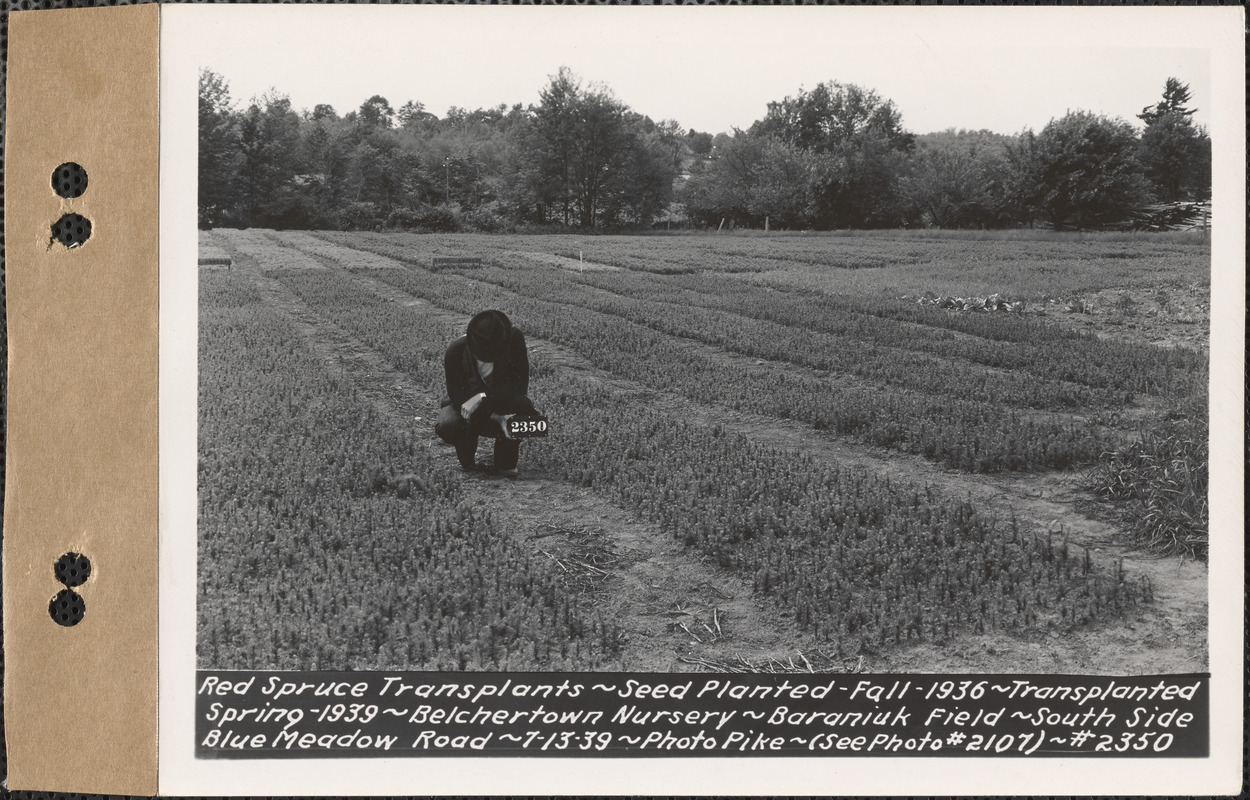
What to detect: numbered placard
<box><xmin>506</xmin><ymin>413</ymin><xmax>550</xmax><ymax>439</ymax></box>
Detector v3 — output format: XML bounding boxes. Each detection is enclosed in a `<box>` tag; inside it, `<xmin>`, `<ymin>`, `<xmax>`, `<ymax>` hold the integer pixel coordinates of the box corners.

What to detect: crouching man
<box><xmin>435</xmin><ymin>309</ymin><xmax>536</xmax><ymax>478</ymax></box>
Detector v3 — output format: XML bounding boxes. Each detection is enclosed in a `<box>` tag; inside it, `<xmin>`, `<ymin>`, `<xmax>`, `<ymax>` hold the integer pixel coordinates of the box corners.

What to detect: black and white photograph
<box><xmin>157</xmin><ymin>4</ymin><xmax>1242</xmax><ymax>794</ymax></box>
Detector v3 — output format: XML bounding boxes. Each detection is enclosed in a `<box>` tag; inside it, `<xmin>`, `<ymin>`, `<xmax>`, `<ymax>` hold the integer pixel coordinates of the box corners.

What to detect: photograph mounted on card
<box><xmin>157</xmin><ymin>5</ymin><xmax>1243</xmax><ymax>793</ymax></box>
<box><xmin>3</xmin><ymin>3</ymin><xmax>1240</xmax><ymax>797</ymax></box>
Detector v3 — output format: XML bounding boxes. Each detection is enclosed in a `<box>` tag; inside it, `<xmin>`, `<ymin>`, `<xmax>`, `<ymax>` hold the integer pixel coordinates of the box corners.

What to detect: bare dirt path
<box><xmin>335</xmin><ymin>263</ymin><xmax>1207</xmax><ymax>676</ymax></box>
<box><xmin>1039</xmin><ymin>284</ymin><xmax>1210</xmax><ymax>354</ymax></box>
<box><xmin>228</xmin><ymin>255</ymin><xmax>834</xmax><ymax>673</ymax></box>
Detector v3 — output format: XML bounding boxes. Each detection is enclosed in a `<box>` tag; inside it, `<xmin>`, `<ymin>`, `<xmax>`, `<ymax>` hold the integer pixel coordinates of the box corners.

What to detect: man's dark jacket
<box><xmin>442</xmin><ymin>330</ymin><xmax>535</xmax><ymax>418</ymax></box>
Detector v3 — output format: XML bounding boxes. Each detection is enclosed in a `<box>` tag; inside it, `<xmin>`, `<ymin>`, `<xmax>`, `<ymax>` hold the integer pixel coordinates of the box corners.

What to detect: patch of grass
<box><xmin>1085</xmin><ymin>415</ymin><xmax>1209</xmax><ymax>558</ymax></box>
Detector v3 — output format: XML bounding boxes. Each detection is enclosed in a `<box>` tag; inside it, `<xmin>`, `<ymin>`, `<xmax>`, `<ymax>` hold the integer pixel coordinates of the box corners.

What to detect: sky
<box><xmin>193</xmin><ymin>6</ymin><xmax>1222</xmax><ymax>137</ymax></box>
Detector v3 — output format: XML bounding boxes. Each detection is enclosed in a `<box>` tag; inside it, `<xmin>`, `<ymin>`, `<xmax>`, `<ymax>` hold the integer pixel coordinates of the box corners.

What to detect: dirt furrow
<box><xmin>235</xmin><ymin>259</ymin><xmax>832</xmax><ymax>672</ymax></box>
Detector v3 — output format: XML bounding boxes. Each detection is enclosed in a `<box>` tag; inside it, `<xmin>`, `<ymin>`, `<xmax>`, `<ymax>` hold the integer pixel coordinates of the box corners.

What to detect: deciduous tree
<box><xmin>310</xmin><ymin>104</ymin><xmax>338</xmax><ymax>122</ymax></box>
<box><xmin>397</xmin><ymin>100</ymin><xmax>437</xmax><ymax>130</ymax></box>
<box><xmin>680</xmin><ymin>132</ymin><xmax>813</xmax><ymax>229</ymax></box>
<box><xmin>357</xmin><ymin>95</ymin><xmax>395</xmax><ymax>130</ymax></box>
<box><xmin>753</xmin><ymin>82</ymin><xmax>913</xmax><ymax>228</ymax></box>
<box><xmin>1030</xmin><ymin>111</ymin><xmax>1150</xmax><ymax>230</ymax></box>
<box><xmin>531</xmin><ymin>68</ymin><xmax>669</xmax><ymax>229</ymax></box>
<box><xmin>899</xmin><ymin>130</ymin><xmax>1012</xmax><ymax>228</ymax></box>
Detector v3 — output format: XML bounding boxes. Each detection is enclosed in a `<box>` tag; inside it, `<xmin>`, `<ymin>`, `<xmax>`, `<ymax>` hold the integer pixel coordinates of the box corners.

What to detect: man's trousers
<box><xmin>435</xmin><ymin>404</ymin><xmax>521</xmax><ymax>470</ymax></box>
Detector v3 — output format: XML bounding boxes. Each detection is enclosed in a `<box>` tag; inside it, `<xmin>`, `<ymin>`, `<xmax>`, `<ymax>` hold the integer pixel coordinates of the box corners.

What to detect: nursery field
<box><xmin>197</xmin><ymin>229</ymin><xmax>1210</xmax><ymax>674</ymax></box>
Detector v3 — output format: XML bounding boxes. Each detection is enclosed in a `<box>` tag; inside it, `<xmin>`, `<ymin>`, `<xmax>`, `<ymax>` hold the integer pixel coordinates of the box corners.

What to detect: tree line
<box><xmin>200</xmin><ymin>69</ymin><xmax>1210</xmax><ymax>233</ymax></box>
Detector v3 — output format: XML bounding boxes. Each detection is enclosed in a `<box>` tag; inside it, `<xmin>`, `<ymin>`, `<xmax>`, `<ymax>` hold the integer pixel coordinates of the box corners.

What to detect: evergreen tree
<box><xmin>235</xmin><ymin>91</ymin><xmax>304</xmax><ymax>227</ymax></box>
<box><xmin>531</xmin><ymin>67</ymin><xmax>580</xmax><ymax>225</ymax></box>
<box><xmin>1136</xmin><ymin>79</ymin><xmax>1210</xmax><ymax>202</ymax></box>
<box><xmin>198</xmin><ymin>69</ymin><xmax>241</xmax><ymax>228</ymax></box>
<box><xmin>1137</xmin><ymin>78</ymin><xmax>1197</xmax><ymax>126</ymax></box>
<box><xmin>1138</xmin><ymin>112</ymin><xmax>1211</xmax><ymax>202</ymax></box>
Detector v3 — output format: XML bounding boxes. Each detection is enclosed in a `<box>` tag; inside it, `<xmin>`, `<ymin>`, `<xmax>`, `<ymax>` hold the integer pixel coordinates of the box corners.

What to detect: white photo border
<box><xmin>159</xmin><ymin>5</ymin><xmax>1245</xmax><ymax>795</ymax></box>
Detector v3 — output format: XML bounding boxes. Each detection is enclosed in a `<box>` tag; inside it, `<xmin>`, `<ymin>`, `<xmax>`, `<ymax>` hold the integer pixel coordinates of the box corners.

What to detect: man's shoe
<box><xmin>498</xmin><ymin>466</ymin><xmax>519</xmax><ymax>479</ymax></box>
<box><xmin>455</xmin><ymin>439</ymin><xmax>478</xmax><ymax>471</ymax></box>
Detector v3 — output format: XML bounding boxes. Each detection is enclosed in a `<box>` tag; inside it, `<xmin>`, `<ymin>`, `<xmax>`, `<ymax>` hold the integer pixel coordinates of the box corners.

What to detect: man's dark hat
<box><xmin>467</xmin><ymin>310</ymin><xmax>512</xmax><ymax>362</ymax></box>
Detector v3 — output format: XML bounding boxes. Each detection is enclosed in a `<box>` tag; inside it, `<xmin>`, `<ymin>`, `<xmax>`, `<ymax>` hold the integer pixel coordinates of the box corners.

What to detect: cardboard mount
<box><xmin>4</xmin><ymin>5</ymin><xmax>160</xmax><ymax>795</ymax></box>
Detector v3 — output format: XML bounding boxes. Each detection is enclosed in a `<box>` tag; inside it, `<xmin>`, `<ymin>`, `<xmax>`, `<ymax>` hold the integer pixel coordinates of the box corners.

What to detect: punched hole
<box><xmin>49</xmin><ymin>589</ymin><xmax>86</xmax><ymax>627</ymax></box>
<box><xmin>51</xmin><ymin>162</ymin><xmax>88</xmax><ymax>199</ymax></box>
<box><xmin>50</xmin><ymin>213</ymin><xmax>92</xmax><ymax>249</ymax></box>
<box><xmin>54</xmin><ymin>552</ymin><xmax>92</xmax><ymax>587</ymax></box>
